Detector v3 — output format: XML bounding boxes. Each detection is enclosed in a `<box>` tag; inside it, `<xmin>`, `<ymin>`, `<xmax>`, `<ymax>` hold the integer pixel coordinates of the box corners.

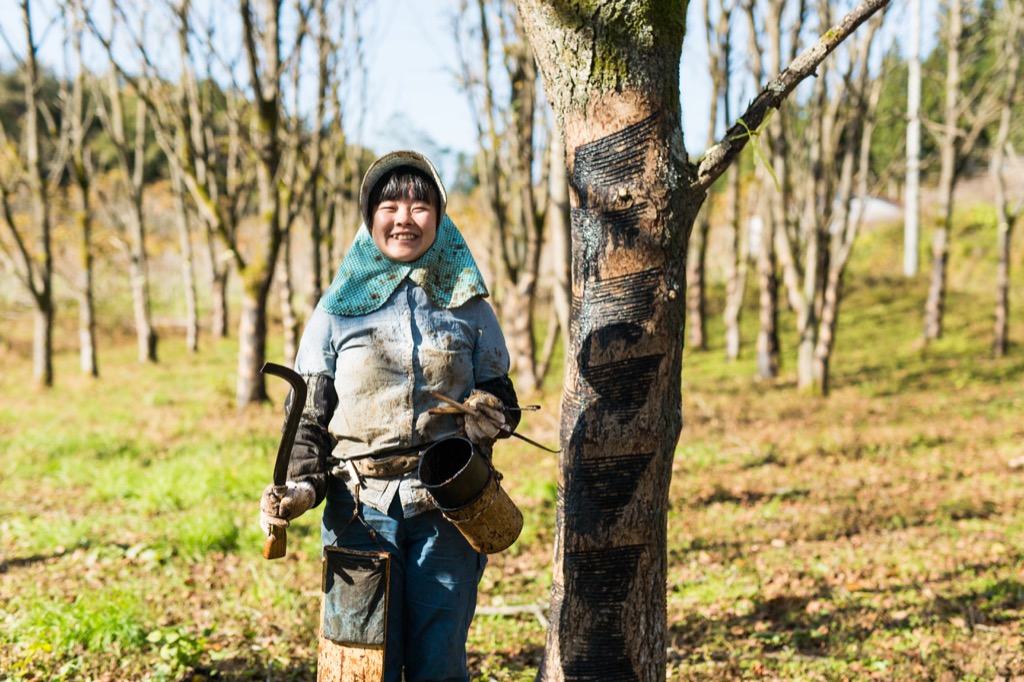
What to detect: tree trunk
<box><xmin>127</xmin><ymin>198</ymin><xmax>158</xmax><ymax>363</ymax></box>
<box><xmin>686</xmin><ymin>210</ymin><xmax>709</xmax><ymax>350</ymax></box>
<box><xmin>279</xmin><ymin>229</ymin><xmax>300</xmax><ymax>367</ymax></box>
<box><xmin>904</xmin><ymin>0</ymin><xmax>922</xmax><ymax>277</ymax></box>
<box><xmin>170</xmin><ymin>152</ymin><xmax>199</xmax><ymax>353</ymax></box>
<box><xmin>75</xmin><ymin>194</ymin><xmax>98</xmax><ymax>377</ymax></box>
<box><xmin>234</xmin><ymin>0</ymin><xmax>286</xmax><ymax>405</ymax></box>
<box><xmin>237</xmin><ymin>288</ymin><xmax>271</xmax><ymax>404</ymax></box>
<box><xmin>67</xmin><ymin>5</ymin><xmax>97</xmax><ymax>377</ymax></box>
<box><xmin>924</xmin><ymin>0</ymin><xmax>962</xmax><ymax>342</ymax></box>
<box><xmin>209</xmin><ymin>235</ymin><xmax>230</xmax><ymax>339</ymax></box>
<box><xmin>722</xmin><ymin>162</ymin><xmax>745</xmax><ymax>361</ymax></box>
<box><xmin>515</xmin><ymin>4</ymin><xmax>693</xmax><ymax>678</ymax></box>
<box><xmin>756</xmin><ymin>210</ymin><xmax>780</xmax><ymax>379</ymax></box>
<box><xmin>686</xmin><ymin>0</ymin><xmax>731</xmax><ymax>353</ymax></box>
<box><xmin>548</xmin><ymin>130</ymin><xmax>572</xmax><ymax>368</ymax></box>
<box><xmin>990</xmin><ymin>2</ymin><xmax>1022</xmax><ymax>358</ymax></box>
<box><xmin>23</xmin><ymin>0</ymin><xmax>54</xmax><ymax>388</ymax></box>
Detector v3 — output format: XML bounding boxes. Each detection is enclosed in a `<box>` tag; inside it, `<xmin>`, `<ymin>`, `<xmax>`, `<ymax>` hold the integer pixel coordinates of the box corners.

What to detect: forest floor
<box><xmin>2</xmin><ymin>213</ymin><xmax>1024</xmax><ymax>680</ymax></box>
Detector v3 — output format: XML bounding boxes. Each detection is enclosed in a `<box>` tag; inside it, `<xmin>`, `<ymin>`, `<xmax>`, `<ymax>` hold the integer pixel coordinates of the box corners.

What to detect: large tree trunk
<box><xmin>516</xmin><ymin>5</ymin><xmax>693</xmax><ymax>678</ymax></box>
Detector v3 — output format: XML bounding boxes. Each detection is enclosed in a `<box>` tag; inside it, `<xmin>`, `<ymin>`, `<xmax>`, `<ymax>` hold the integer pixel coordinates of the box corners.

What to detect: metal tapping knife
<box><xmin>261</xmin><ymin>362</ymin><xmax>307</xmax><ymax>560</ymax></box>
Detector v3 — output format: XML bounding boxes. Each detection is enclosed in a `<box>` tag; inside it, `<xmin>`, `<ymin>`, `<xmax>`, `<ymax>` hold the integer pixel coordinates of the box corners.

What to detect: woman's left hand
<box><xmin>462</xmin><ymin>390</ymin><xmax>506</xmax><ymax>444</ymax></box>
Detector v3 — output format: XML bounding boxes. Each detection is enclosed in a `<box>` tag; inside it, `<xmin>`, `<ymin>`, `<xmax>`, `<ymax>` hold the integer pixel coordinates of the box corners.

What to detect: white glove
<box><xmin>259</xmin><ymin>481</ymin><xmax>316</xmax><ymax>537</ymax></box>
<box><xmin>462</xmin><ymin>390</ymin><xmax>507</xmax><ymax>444</ymax></box>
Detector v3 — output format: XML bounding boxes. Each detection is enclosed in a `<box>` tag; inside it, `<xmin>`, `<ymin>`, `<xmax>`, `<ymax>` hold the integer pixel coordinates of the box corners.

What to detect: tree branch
<box><xmin>694</xmin><ymin>0</ymin><xmax>890</xmax><ymax>192</ymax></box>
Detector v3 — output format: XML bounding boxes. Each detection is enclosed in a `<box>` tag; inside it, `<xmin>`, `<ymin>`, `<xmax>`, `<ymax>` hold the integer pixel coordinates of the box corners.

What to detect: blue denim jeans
<box><xmin>322</xmin><ymin>477</ymin><xmax>486</xmax><ymax>682</ymax></box>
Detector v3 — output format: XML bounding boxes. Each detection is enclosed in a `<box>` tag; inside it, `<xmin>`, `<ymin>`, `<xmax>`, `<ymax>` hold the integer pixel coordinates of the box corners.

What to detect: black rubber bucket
<box><xmin>418</xmin><ymin>436</ymin><xmax>523</xmax><ymax>554</ymax></box>
<box><xmin>418</xmin><ymin>437</ymin><xmax>491</xmax><ymax>510</ymax></box>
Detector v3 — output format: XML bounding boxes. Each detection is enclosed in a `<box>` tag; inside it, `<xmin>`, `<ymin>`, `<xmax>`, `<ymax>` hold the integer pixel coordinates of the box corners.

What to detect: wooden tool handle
<box><xmin>263</xmin><ymin>524</ymin><xmax>287</xmax><ymax>560</ymax></box>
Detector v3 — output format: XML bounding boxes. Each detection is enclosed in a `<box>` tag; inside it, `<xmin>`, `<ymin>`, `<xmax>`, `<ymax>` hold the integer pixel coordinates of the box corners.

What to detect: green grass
<box><xmin>1</xmin><ymin>212</ymin><xmax>1024</xmax><ymax>679</ymax></box>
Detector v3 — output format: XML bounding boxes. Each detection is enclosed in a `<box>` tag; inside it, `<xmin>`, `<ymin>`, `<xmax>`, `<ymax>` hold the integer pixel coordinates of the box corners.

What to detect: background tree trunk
<box><xmin>904</xmin><ymin>0</ymin><xmax>922</xmax><ymax>277</ymax></box>
<box><xmin>21</xmin><ymin>0</ymin><xmax>54</xmax><ymax>387</ymax></box>
<box><xmin>923</xmin><ymin>0</ymin><xmax>962</xmax><ymax>342</ymax></box>
<box><xmin>66</xmin><ymin>2</ymin><xmax>98</xmax><ymax>377</ymax></box>
<box><xmin>990</xmin><ymin>1</ymin><xmax>1022</xmax><ymax>358</ymax></box>
<box><xmin>169</xmin><ymin>148</ymin><xmax>199</xmax><ymax>354</ymax></box>
<box><xmin>686</xmin><ymin>0</ymin><xmax>732</xmax><ymax>352</ymax></box>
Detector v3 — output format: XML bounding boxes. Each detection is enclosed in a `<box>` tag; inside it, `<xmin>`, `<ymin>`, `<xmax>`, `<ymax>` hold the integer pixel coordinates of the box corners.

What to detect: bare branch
<box><xmin>694</xmin><ymin>0</ymin><xmax>891</xmax><ymax>192</ymax></box>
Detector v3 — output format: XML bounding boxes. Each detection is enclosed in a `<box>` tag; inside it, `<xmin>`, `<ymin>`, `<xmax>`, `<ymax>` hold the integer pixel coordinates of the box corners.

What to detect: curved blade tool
<box><xmin>261</xmin><ymin>362</ymin><xmax>307</xmax><ymax>560</ymax></box>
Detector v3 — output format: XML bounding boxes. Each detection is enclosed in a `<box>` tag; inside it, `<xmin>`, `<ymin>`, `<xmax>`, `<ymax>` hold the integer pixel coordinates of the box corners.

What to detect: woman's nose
<box><xmin>394</xmin><ymin>204</ymin><xmax>413</xmax><ymax>225</ymax></box>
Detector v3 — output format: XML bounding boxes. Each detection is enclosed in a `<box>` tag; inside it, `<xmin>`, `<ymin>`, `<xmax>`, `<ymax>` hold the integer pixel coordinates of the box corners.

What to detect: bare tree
<box><xmin>904</xmin><ymin>0</ymin><xmax>922</xmax><ymax>277</ymax></box>
<box><xmin>168</xmin><ymin>129</ymin><xmax>200</xmax><ymax>354</ymax></box>
<box><xmin>743</xmin><ymin>0</ymin><xmax>805</xmax><ymax>379</ymax></box>
<box><xmin>772</xmin><ymin>4</ymin><xmax>886</xmax><ymax>392</ymax></box>
<box><xmin>922</xmin><ymin>0</ymin><xmax>1000</xmax><ymax>342</ymax></box>
<box><xmin>93</xmin><ymin>4</ymin><xmax>159</xmax><ymax>364</ymax></box>
<box><xmin>685</xmin><ymin>0</ymin><xmax>732</xmax><ymax>351</ymax></box>
<box><xmin>64</xmin><ymin>0</ymin><xmax>99</xmax><ymax>376</ymax></box>
<box><xmin>514</xmin><ymin>0</ymin><xmax>889</xmax><ymax>676</ymax></box>
<box><xmin>455</xmin><ymin>0</ymin><xmax>548</xmax><ymax>393</ymax></box>
<box><xmin>991</xmin><ymin>1</ymin><xmax>1023</xmax><ymax>358</ymax></box>
<box><xmin>0</xmin><ymin>1</ymin><xmax>56</xmax><ymax>387</ymax></box>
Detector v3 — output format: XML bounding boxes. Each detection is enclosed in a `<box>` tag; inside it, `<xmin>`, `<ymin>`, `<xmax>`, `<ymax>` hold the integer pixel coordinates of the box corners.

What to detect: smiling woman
<box><xmin>258</xmin><ymin>149</ymin><xmax>524</xmax><ymax>682</ymax></box>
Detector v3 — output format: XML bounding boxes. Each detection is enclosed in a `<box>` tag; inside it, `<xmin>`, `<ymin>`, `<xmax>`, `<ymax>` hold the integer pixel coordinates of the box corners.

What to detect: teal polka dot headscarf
<box><xmin>318</xmin><ymin>215</ymin><xmax>489</xmax><ymax>316</ymax></box>
<box><xmin>317</xmin><ymin>151</ymin><xmax>489</xmax><ymax>317</ymax></box>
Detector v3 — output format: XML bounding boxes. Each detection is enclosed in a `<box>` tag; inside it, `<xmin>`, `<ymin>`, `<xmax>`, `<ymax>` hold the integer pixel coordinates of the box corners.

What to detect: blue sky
<box><xmin>1</xmin><ymin>0</ymin><xmax>936</xmax><ymax>175</ymax></box>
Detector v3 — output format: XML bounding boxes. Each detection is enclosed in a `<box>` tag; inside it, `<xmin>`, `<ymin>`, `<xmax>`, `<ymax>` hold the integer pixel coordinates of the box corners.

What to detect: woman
<box><xmin>259</xmin><ymin>150</ymin><xmax>519</xmax><ymax>681</ymax></box>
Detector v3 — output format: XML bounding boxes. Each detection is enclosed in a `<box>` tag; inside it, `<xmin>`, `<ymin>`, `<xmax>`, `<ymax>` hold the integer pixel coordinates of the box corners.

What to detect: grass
<box><xmin>1</xmin><ymin>214</ymin><xmax>1024</xmax><ymax>680</ymax></box>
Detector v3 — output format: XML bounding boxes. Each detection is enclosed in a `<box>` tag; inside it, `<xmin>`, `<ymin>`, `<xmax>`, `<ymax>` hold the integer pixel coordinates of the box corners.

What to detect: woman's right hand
<box><xmin>259</xmin><ymin>481</ymin><xmax>316</xmax><ymax>536</ymax></box>
<box><xmin>462</xmin><ymin>390</ymin><xmax>507</xmax><ymax>444</ymax></box>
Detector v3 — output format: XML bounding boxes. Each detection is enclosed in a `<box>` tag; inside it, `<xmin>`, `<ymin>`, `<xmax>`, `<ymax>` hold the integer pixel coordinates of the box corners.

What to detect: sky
<box><xmin>1</xmin><ymin>0</ymin><xmax>938</xmax><ymax>179</ymax></box>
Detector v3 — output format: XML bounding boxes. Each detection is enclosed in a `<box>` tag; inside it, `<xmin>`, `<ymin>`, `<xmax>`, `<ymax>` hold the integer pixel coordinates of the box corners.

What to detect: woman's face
<box><xmin>371</xmin><ymin>198</ymin><xmax>438</xmax><ymax>262</ymax></box>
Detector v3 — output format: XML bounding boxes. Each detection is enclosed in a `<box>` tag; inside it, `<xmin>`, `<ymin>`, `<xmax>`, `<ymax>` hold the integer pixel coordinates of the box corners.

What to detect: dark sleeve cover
<box><xmin>476</xmin><ymin>374</ymin><xmax>521</xmax><ymax>437</ymax></box>
<box><xmin>284</xmin><ymin>372</ymin><xmax>338</xmax><ymax>508</ymax></box>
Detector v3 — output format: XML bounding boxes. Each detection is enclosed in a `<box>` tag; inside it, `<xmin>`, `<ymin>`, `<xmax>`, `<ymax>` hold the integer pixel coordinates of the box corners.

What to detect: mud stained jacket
<box><xmin>284</xmin><ymin>279</ymin><xmax>519</xmax><ymax>517</ymax></box>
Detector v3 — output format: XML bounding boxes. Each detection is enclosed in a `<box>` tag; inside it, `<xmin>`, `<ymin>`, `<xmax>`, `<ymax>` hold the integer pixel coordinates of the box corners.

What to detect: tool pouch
<box><xmin>317</xmin><ymin>473</ymin><xmax>389</xmax><ymax>679</ymax></box>
<box><xmin>322</xmin><ymin>546</ymin><xmax>389</xmax><ymax>645</ymax></box>
<box><xmin>317</xmin><ymin>546</ymin><xmax>389</xmax><ymax>681</ymax></box>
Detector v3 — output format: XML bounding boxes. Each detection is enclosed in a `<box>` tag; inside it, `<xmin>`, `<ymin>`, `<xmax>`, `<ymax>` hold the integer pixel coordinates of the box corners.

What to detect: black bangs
<box><xmin>369</xmin><ymin>166</ymin><xmax>440</xmax><ymax>212</ymax></box>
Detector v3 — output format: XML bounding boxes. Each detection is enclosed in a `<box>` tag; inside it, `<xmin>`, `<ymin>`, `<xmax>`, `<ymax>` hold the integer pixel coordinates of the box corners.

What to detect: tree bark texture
<box><xmin>515</xmin><ymin>2</ymin><xmax>695</xmax><ymax>678</ymax></box>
